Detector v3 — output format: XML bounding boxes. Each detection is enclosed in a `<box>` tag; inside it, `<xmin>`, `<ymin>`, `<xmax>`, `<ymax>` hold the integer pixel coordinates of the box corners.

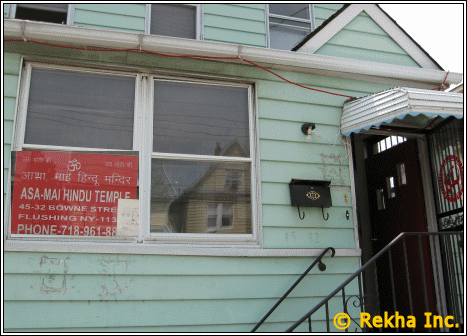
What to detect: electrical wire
<box><xmin>431</xmin><ymin>70</ymin><xmax>450</xmax><ymax>91</ymax></box>
<box><xmin>4</xmin><ymin>38</ymin><xmax>355</xmax><ymax>98</ymax></box>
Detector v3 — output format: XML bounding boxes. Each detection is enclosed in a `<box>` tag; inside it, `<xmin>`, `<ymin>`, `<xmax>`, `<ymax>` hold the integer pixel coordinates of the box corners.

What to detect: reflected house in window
<box><xmin>150</xmin><ymin>164</ymin><xmax>178</xmax><ymax>233</ymax></box>
<box><xmin>163</xmin><ymin>140</ymin><xmax>252</xmax><ymax>234</ymax></box>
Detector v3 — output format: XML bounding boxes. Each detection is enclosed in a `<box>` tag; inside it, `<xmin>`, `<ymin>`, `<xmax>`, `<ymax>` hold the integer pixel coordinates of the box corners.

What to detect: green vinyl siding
<box><xmin>315</xmin><ymin>11</ymin><xmax>422</xmax><ymax>67</ymax></box>
<box><xmin>203</xmin><ymin>4</ymin><xmax>266</xmax><ymax>47</ymax></box>
<box><xmin>3</xmin><ymin>42</ymin><xmax>393</xmax><ymax>331</ymax></box>
<box><xmin>3</xmin><ymin>53</ymin><xmax>21</xmax><ymax>203</ymax></box>
<box><xmin>314</xmin><ymin>4</ymin><xmax>345</xmax><ymax>29</ymax></box>
<box><xmin>4</xmin><ymin>251</ymin><xmax>361</xmax><ymax>331</ymax></box>
<box><xmin>72</xmin><ymin>4</ymin><xmax>146</xmax><ymax>33</ymax></box>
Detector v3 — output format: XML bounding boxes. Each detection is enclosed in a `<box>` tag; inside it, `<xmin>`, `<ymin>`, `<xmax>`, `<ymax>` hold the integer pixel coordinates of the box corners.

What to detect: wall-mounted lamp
<box><xmin>301</xmin><ymin>123</ymin><xmax>316</xmax><ymax>142</ymax></box>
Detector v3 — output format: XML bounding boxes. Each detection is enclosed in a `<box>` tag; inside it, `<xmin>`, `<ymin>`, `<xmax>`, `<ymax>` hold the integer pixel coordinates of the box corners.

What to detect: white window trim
<box><xmin>9</xmin><ymin>4</ymin><xmax>74</xmax><ymax>25</ymax></box>
<box><xmin>145</xmin><ymin>4</ymin><xmax>202</xmax><ymax>40</ymax></box>
<box><xmin>5</xmin><ymin>61</ymin><xmax>261</xmax><ymax>249</ymax></box>
<box><xmin>144</xmin><ymin>75</ymin><xmax>259</xmax><ymax>246</ymax></box>
<box><xmin>266</xmin><ymin>4</ymin><xmax>314</xmax><ymax>49</ymax></box>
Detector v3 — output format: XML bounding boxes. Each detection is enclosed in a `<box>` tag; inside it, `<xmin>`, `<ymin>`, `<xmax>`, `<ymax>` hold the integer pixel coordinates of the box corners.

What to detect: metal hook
<box><xmin>321</xmin><ymin>207</ymin><xmax>329</xmax><ymax>221</ymax></box>
<box><xmin>297</xmin><ymin>205</ymin><xmax>305</xmax><ymax>220</ymax></box>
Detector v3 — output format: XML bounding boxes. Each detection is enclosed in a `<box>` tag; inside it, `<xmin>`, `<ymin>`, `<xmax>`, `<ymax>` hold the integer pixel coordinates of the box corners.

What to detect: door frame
<box><xmin>349</xmin><ymin>129</ymin><xmax>450</xmax><ymax>325</ymax></box>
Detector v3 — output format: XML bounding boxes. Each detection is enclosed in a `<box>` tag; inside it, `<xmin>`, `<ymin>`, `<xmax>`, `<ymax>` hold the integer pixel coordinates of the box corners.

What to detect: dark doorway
<box><xmin>364</xmin><ymin>136</ymin><xmax>437</xmax><ymax>330</ymax></box>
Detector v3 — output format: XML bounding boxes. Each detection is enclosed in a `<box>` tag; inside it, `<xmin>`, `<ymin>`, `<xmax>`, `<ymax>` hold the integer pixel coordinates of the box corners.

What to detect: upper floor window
<box><xmin>10</xmin><ymin>4</ymin><xmax>70</xmax><ymax>24</ymax></box>
<box><xmin>267</xmin><ymin>4</ymin><xmax>314</xmax><ymax>50</ymax></box>
<box><xmin>147</xmin><ymin>4</ymin><xmax>200</xmax><ymax>39</ymax></box>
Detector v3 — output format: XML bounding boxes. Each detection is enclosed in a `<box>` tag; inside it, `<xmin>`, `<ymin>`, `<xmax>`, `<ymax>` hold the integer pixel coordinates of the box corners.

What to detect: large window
<box><xmin>268</xmin><ymin>4</ymin><xmax>314</xmax><ymax>50</ymax></box>
<box><xmin>8</xmin><ymin>63</ymin><xmax>258</xmax><ymax>246</ymax></box>
<box><xmin>147</xmin><ymin>4</ymin><xmax>199</xmax><ymax>39</ymax></box>
<box><xmin>9</xmin><ymin>4</ymin><xmax>70</xmax><ymax>25</ymax></box>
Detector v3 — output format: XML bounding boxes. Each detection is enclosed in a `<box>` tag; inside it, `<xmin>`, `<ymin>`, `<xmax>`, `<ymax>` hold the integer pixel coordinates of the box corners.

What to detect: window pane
<box><xmin>16</xmin><ymin>4</ymin><xmax>68</xmax><ymax>24</ymax></box>
<box><xmin>17</xmin><ymin>4</ymin><xmax>68</xmax><ymax>12</ymax></box>
<box><xmin>269</xmin><ymin>4</ymin><xmax>309</xmax><ymax>19</ymax></box>
<box><xmin>150</xmin><ymin>4</ymin><xmax>196</xmax><ymax>39</ymax></box>
<box><xmin>397</xmin><ymin>163</ymin><xmax>407</xmax><ymax>185</ymax></box>
<box><xmin>153</xmin><ymin>80</ymin><xmax>250</xmax><ymax>157</ymax></box>
<box><xmin>150</xmin><ymin>159</ymin><xmax>251</xmax><ymax>234</ymax></box>
<box><xmin>269</xmin><ymin>21</ymin><xmax>310</xmax><ymax>50</ymax></box>
<box><xmin>387</xmin><ymin>176</ymin><xmax>396</xmax><ymax>198</ymax></box>
<box><xmin>24</xmin><ymin>68</ymin><xmax>135</xmax><ymax>150</ymax></box>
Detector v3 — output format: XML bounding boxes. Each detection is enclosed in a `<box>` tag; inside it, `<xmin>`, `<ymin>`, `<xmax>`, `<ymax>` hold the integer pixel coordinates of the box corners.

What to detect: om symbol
<box><xmin>67</xmin><ymin>159</ymin><xmax>81</xmax><ymax>172</ymax></box>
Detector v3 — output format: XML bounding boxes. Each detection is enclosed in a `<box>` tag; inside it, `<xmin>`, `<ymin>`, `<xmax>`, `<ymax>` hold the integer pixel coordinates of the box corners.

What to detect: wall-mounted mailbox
<box><xmin>289</xmin><ymin>179</ymin><xmax>332</xmax><ymax>220</ymax></box>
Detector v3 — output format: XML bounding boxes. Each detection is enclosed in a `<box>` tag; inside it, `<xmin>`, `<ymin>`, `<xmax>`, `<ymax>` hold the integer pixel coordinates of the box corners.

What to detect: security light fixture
<box><xmin>301</xmin><ymin>123</ymin><xmax>316</xmax><ymax>141</ymax></box>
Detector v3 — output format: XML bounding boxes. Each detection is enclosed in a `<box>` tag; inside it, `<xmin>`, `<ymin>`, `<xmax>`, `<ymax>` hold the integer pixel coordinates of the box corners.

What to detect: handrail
<box><xmin>286</xmin><ymin>231</ymin><xmax>463</xmax><ymax>332</ymax></box>
<box><xmin>251</xmin><ymin>246</ymin><xmax>335</xmax><ymax>332</ymax></box>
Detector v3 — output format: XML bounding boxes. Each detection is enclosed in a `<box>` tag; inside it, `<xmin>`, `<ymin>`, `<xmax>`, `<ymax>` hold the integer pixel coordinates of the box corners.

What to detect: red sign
<box><xmin>11</xmin><ymin>151</ymin><xmax>138</xmax><ymax>236</ymax></box>
<box><xmin>438</xmin><ymin>155</ymin><xmax>463</xmax><ymax>202</ymax></box>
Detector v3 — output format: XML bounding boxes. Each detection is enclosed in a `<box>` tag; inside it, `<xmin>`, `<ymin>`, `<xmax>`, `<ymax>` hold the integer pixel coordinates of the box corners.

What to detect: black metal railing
<box><xmin>285</xmin><ymin>231</ymin><xmax>463</xmax><ymax>333</ymax></box>
<box><xmin>251</xmin><ymin>247</ymin><xmax>336</xmax><ymax>332</ymax></box>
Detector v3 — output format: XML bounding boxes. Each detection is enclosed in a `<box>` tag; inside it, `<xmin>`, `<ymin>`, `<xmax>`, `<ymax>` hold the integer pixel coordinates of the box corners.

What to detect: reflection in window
<box><xmin>150</xmin><ymin>159</ymin><xmax>251</xmax><ymax>234</ymax></box>
<box><xmin>207</xmin><ymin>203</ymin><xmax>233</xmax><ymax>231</ymax></box>
<box><xmin>225</xmin><ymin>171</ymin><xmax>243</xmax><ymax>191</ymax></box>
<box><xmin>151</xmin><ymin>78</ymin><xmax>253</xmax><ymax>236</ymax></box>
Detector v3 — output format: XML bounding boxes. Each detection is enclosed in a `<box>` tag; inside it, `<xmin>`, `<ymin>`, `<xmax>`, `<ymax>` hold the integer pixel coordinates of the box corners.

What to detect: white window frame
<box><xmin>145</xmin><ymin>4</ymin><xmax>202</xmax><ymax>40</ymax></box>
<box><xmin>266</xmin><ymin>4</ymin><xmax>315</xmax><ymax>49</ymax></box>
<box><xmin>6</xmin><ymin>61</ymin><xmax>260</xmax><ymax>248</ymax></box>
<box><xmin>9</xmin><ymin>4</ymin><xmax>74</xmax><ymax>25</ymax></box>
<box><xmin>143</xmin><ymin>75</ymin><xmax>258</xmax><ymax>246</ymax></box>
<box><xmin>8</xmin><ymin>62</ymin><xmax>142</xmax><ymax>244</ymax></box>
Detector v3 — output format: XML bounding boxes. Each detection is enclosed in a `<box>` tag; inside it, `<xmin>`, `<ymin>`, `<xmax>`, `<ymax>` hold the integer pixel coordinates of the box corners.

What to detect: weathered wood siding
<box><xmin>203</xmin><ymin>4</ymin><xmax>266</xmax><ymax>47</ymax></box>
<box><xmin>72</xmin><ymin>4</ymin><xmax>146</xmax><ymax>34</ymax></box>
<box><xmin>3</xmin><ymin>33</ymin><xmax>397</xmax><ymax>332</ymax></box>
<box><xmin>315</xmin><ymin>10</ymin><xmax>422</xmax><ymax>67</ymax></box>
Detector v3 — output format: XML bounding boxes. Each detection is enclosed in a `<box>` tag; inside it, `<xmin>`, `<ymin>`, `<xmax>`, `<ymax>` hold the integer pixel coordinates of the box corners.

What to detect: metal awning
<box><xmin>341</xmin><ymin>87</ymin><xmax>463</xmax><ymax>136</ymax></box>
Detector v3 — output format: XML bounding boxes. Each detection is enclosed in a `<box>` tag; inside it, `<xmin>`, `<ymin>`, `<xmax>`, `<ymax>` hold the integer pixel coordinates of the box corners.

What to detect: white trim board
<box><xmin>296</xmin><ymin>4</ymin><xmax>440</xmax><ymax>70</ymax></box>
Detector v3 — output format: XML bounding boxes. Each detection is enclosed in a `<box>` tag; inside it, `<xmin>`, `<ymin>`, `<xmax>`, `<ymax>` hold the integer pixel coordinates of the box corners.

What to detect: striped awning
<box><xmin>341</xmin><ymin>87</ymin><xmax>463</xmax><ymax>136</ymax></box>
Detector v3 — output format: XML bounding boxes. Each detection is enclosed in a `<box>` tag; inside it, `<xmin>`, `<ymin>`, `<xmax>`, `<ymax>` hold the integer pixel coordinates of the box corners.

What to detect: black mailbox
<box><xmin>289</xmin><ymin>179</ymin><xmax>332</xmax><ymax>220</ymax></box>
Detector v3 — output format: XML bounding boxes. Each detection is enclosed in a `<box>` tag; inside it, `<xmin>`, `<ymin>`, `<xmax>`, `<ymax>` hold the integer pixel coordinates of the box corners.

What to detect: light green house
<box><xmin>3</xmin><ymin>4</ymin><xmax>463</xmax><ymax>332</ymax></box>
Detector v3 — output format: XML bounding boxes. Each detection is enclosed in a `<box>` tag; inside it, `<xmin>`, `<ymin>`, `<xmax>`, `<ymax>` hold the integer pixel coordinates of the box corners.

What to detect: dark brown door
<box><xmin>365</xmin><ymin>137</ymin><xmax>436</xmax><ymax>329</ymax></box>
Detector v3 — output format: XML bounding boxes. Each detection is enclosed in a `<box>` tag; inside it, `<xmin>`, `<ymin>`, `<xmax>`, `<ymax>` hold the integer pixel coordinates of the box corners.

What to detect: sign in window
<box><xmin>11</xmin><ymin>151</ymin><xmax>138</xmax><ymax>236</ymax></box>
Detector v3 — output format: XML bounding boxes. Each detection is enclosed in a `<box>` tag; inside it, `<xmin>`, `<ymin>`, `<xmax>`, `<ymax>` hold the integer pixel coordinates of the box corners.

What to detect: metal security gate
<box><xmin>427</xmin><ymin>117</ymin><xmax>464</xmax><ymax>331</ymax></box>
<box><xmin>428</xmin><ymin>117</ymin><xmax>464</xmax><ymax>231</ymax></box>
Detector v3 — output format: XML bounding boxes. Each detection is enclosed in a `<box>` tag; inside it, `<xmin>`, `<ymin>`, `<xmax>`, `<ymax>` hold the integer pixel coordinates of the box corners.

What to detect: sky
<box><xmin>379</xmin><ymin>3</ymin><xmax>464</xmax><ymax>76</ymax></box>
